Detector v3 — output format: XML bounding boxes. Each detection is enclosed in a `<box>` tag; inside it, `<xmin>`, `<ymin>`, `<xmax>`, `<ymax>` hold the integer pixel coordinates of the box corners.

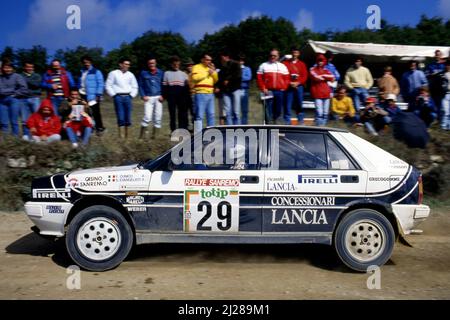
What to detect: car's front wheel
<box><xmin>334</xmin><ymin>209</ymin><xmax>395</xmax><ymax>272</ymax></box>
<box><xmin>66</xmin><ymin>205</ymin><xmax>134</xmax><ymax>271</ymax></box>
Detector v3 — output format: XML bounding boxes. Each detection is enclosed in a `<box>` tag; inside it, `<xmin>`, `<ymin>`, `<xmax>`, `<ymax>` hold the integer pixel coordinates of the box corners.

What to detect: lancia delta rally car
<box><xmin>25</xmin><ymin>125</ymin><xmax>430</xmax><ymax>272</ymax></box>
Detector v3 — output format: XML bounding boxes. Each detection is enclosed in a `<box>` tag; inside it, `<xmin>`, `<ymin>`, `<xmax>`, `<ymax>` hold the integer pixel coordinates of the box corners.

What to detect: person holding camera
<box><xmin>62</xmin><ymin>89</ymin><xmax>94</xmax><ymax>148</ymax></box>
<box><xmin>414</xmin><ymin>87</ymin><xmax>437</xmax><ymax>128</ymax></box>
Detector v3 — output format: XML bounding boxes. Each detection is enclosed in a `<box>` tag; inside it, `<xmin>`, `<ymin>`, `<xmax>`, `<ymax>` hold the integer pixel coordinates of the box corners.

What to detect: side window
<box><xmin>327</xmin><ymin>136</ymin><xmax>357</xmax><ymax>170</ymax></box>
<box><xmin>173</xmin><ymin>132</ymin><xmax>259</xmax><ymax>171</ymax></box>
<box><xmin>277</xmin><ymin>132</ymin><xmax>328</xmax><ymax>170</ymax></box>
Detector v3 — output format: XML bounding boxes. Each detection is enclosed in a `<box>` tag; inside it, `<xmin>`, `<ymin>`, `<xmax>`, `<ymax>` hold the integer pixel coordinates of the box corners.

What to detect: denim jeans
<box><xmin>314</xmin><ymin>99</ymin><xmax>330</xmax><ymax>126</ymax></box>
<box><xmin>222</xmin><ymin>90</ymin><xmax>241</xmax><ymax>125</ymax></box>
<box><xmin>240</xmin><ymin>89</ymin><xmax>249</xmax><ymax>125</ymax></box>
<box><xmin>441</xmin><ymin>93</ymin><xmax>450</xmax><ymax>130</ymax></box>
<box><xmin>50</xmin><ymin>96</ymin><xmax>65</xmax><ymax>117</ymax></box>
<box><xmin>194</xmin><ymin>93</ymin><xmax>215</xmax><ymax>132</ymax></box>
<box><xmin>264</xmin><ymin>90</ymin><xmax>284</xmax><ymax>124</ymax></box>
<box><xmin>66</xmin><ymin>127</ymin><xmax>93</xmax><ymax>145</ymax></box>
<box><xmin>32</xmin><ymin>134</ymin><xmax>61</xmax><ymax>143</ymax></box>
<box><xmin>113</xmin><ymin>95</ymin><xmax>133</xmax><ymax>127</ymax></box>
<box><xmin>351</xmin><ymin>87</ymin><xmax>369</xmax><ymax>112</ymax></box>
<box><xmin>20</xmin><ymin>97</ymin><xmax>40</xmax><ymax>136</ymax></box>
<box><xmin>0</xmin><ymin>96</ymin><xmax>21</xmax><ymax>136</ymax></box>
<box><xmin>285</xmin><ymin>85</ymin><xmax>304</xmax><ymax>124</ymax></box>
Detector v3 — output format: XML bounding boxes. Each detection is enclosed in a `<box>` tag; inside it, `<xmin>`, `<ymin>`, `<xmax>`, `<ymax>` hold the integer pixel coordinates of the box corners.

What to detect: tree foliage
<box><xmin>1</xmin><ymin>15</ymin><xmax>449</xmax><ymax>76</ymax></box>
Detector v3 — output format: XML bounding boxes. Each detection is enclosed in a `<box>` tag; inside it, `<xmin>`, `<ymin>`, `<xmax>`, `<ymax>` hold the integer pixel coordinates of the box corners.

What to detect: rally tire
<box><xmin>66</xmin><ymin>205</ymin><xmax>134</xmax><ymax>272</ymax></box>
<box><xmin>334</xmin><ymin>209</ymin><xmax>395</xmax><ymax>272</ymax></box>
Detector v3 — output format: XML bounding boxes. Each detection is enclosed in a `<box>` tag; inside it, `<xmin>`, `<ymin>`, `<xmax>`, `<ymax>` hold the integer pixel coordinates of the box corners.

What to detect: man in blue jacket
<box><xmin>138</xmin><ymin>57</ymin><xmax>164</xmax><ymax>139</ymax></box>
<box><xmin>79</xmin><ymin>55</ymin><xmax>105</xmax><ymax>134</ymax></box>
<box><xmin>400</xmin><ymin>60</ymin><xmax>428</xmax><ymax>111</ymax></box>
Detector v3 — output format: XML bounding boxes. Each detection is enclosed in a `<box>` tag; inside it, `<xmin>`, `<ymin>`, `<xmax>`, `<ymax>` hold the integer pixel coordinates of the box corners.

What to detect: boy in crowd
<box><xmin>62</xmin><ymin>90</ymin><xmax>94</xmax><ymax>148</ymax></box>
<box><xmin>330</xmin><ymin>86</ymin><xmax>357</xmax><ymax>124</ymax></box>
<box><xmin>360</xmin><ymin>97</ymin><xmax>389</xmax><ymax>136</ymax></box>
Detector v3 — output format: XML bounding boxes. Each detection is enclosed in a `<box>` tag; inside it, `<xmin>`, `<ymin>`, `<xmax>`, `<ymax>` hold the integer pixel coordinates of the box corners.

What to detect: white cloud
<box><xmin>295</xmin><ymin>9</ymin><xmax>314</xmax><ymax>30</ymax></box>
<box><xmin>240</xmin><ymin>10</ymin><xmax>262</xmax><ymax>21</ymax></box>
<box><xmin>439</xmin><ymin>0</ymin><xmax>450</xmax><ymax>18</ymax></box>
<box><xmin>8</xmin><ymin>0</ymin><xmax>228</xmax><ymax>51</ymax></box>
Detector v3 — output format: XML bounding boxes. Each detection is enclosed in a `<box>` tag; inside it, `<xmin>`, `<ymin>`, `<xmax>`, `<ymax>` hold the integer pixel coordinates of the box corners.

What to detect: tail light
<box><xmin>418</xmin><ymin>175</ymin><xmax>423</xmax><ymax>205</ymax></box>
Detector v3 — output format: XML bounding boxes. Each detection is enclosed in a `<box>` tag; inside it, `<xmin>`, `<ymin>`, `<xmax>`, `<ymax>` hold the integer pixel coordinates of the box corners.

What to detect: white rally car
<box><xmin>24</xmin><ymin>125</ymin><xmax>430</xmax><ymax>272</ymax></box>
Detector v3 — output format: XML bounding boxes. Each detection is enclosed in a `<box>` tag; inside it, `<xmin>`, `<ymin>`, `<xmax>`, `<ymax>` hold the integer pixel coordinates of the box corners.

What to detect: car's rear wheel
<box><xmin>334</xmin><ymin>209</ymin><xmax>395</xmax><ymax>272</ymax></box>
<box><xmin>66</xmin><ymin>205</ymin><xmax>133</xmax><ymax>271</ymax></box>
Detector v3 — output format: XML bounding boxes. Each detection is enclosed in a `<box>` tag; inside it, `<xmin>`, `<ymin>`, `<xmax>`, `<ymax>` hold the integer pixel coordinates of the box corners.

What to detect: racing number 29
<box><xmin>197</xmin><ymin>201</ymin><xmax>232</xmax><ymax>231</ymax></box>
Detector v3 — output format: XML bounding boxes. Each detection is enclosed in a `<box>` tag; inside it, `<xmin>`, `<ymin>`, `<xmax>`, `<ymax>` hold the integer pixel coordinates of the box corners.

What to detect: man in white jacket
<box><xmin>105</xmin><ymin>57</ymin><xmax>138</xmax><ymax>139</ymax></box>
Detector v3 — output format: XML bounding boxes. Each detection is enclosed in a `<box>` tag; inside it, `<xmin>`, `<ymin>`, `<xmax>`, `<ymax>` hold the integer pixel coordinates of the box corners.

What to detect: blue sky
<box><xmin>0</xmin><ymin>0</ymin><xmax>449</xmax><ymax>53</ymax></box>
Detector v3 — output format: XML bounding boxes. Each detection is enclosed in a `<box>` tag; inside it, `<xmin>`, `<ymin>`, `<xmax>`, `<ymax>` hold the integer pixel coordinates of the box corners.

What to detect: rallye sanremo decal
<box><xmin>183</xmin><ymin>179</ymin><xmax>240</xmax><ymax>233</ymax></box>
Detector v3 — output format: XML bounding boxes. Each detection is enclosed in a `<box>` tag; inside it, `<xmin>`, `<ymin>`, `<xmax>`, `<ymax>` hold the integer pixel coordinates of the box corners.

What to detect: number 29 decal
<box><xmin>184</xmin><ymin>188</ymin><xmax>239</xmax><ymax>233</ymax></box>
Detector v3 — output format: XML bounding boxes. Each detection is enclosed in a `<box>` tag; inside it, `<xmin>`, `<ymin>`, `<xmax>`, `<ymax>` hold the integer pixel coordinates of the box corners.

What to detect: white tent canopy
<box><xmin>308</xmin><ymin>40</ymin><xmax>449</xmax><ymax>60</ymax></box>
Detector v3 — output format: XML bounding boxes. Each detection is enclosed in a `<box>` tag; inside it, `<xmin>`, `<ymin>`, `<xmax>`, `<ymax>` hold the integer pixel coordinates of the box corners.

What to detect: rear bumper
<box><xmin>24</xmin><ymin>202</ymin><xmax>73</xmax><ymax>237</ymax></box>
<box><xmin>391</xmin><ymin>204</ymin><xmax>430</xmax><ymax>235</ymax></box>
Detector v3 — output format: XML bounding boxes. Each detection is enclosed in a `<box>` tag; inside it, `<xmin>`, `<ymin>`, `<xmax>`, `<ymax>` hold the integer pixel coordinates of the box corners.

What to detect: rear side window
<box><xmin>327</xmin><ymin>136</ymin><xmax>357</xmax><ymax>170</ymax></box>
<box><xmin>276</xmin><ymin>132</ymin><xmax>328</xmax><ymax>170</ymax></box>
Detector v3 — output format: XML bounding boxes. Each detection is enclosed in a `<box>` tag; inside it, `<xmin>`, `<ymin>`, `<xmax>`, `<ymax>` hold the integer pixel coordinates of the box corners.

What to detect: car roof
<box><xmin>208</xmin><ymin>125</ymin><xmax>349</xmax><ymax>133</ymax></box>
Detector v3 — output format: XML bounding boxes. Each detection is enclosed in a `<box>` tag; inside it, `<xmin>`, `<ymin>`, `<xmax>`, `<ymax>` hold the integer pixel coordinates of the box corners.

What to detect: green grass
<box><xmin>0</xmin><ymin>90</ymin><xmax>449</xmax><ymax>211</ymax></box>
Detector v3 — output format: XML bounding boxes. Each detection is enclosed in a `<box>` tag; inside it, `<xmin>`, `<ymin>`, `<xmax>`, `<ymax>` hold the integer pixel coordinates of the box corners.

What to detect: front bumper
<box><xmin>391</xmin><ymin>204</ymin><xmax>431</xmax><ymax>235</ymax></box>
<box><xmin>24</xmin><ymin>202</ymin><xmax>73</xmax><ymax>237</ymax></box>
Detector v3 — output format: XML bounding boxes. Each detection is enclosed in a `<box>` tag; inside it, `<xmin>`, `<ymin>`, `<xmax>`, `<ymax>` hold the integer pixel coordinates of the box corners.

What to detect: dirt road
<box><xmin>1</xmin><ymin>208</ymin><xmax>449</xmax><ymax>300</ymax></box>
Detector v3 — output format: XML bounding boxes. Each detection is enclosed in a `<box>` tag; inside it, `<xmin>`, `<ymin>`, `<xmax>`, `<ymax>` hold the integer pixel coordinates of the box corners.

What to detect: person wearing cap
<box><xmin>344</xmin><ymin>57</ymin><xmax>373</xmax><ymax>113</ymax></box>
<box><xmin>400</xmin><ymin>60</ymin><xmax>428</xmax><ymax>111</ymax></box>
<box><xmin>360</xmin><ymin>96</ymin><xmax>388</xmax><ymax>136</ymax></box>
<box><xmin>283</xmin><ymin>46</ymin><xmax>308</xmax><ymax>125</ymax></box>
<box><xmin>26</xmin><ymin>99</ymin><xmax>62</xmax><ymax>143</ymax></box>
<box><xmin>310</xmin><ymin>54</ymin><xmax>335</xmax><ymax>126</ymax></box>
<box><xmin>331</xmin><ymin>85</ymin><xmax>357</xmax><ymax>124</ymax></box>
<box><xmin>384</xmin><ymin>94</ymin><xmax>401</xmax><ymax>121</ymax></box>
<box><xmin>238</xmin><ymin>54</ymin><xmax>252</xmax><ymax>125</ymax></box>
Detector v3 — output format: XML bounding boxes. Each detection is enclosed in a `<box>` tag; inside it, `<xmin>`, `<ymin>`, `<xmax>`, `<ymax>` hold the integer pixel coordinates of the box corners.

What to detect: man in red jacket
<box><xmin>26</xmin><ymin>99</ymin><xmax>62</xmax><ymax>143</ymax></box>
<box><xmin>283</xmin><ymin>46</ymin><xmax>308</xmax><ymax>124</ymax></box>
<box><xmin>310</xmin><ymin>54</ymin><xmax>335</xmax><ymax>126</ymax></box>
<box><xmin>257</xmin><ymin>49</ymin><xmax>290</xmax><ymax>124</ymax></box>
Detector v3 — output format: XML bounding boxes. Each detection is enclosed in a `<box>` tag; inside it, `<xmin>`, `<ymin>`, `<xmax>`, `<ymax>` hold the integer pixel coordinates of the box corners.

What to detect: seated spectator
<box><xmin>360</xmin><ymin>97</ymin><xmax>389</xmax><ymax>136</ymax></box>
<box><xmin>330</xmin><ymin>86</ymin><xmax>358</xmax><ymax>124</ymax></box>
<box><xmin>64</xmin><ymin>104</ymin><xmax>94</xmax><ymax>149</ymax></box>
<box><xmin>414</xmin><ymin>87</ymin><xmax>437</xmax><ymax>128</ymax></box>
<box><xmin>60</xmin><ymin>89</ymin><xmax>94</xmax><ymax>148</ymax></box>
<box><xmin>383</xmin><ymin>94</ymin><xmax>401</xmax><ymax>123</ymax></box>
<box><xmin>26</xmin><ymin>99</ymin><xmax>61</xmax><ymax>143</ymax></box>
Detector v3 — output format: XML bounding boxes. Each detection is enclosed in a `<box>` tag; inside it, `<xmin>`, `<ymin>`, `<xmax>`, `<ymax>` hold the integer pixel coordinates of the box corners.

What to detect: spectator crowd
<box><xmin>0</xmin><ymin>46</ymin><xmax>449</xmax><ymax>148</ymax></box>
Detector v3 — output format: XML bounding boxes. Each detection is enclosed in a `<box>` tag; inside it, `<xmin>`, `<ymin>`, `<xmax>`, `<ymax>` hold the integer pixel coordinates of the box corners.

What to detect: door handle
<box><xmin>340</xmin><ymin>175</ymin><xmax>359</xmax><ymax>183</ymax></box>
<box><xmin>240</xmin><ymin>176</ymin><xmax>259</xmax><ymax>184</ymax></box>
